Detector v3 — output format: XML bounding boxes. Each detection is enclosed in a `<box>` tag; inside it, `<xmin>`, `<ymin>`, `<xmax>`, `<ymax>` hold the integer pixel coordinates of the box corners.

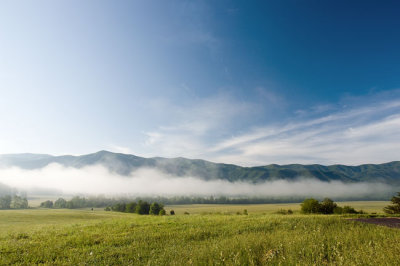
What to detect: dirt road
<box><xmin>350</xmin><ymin>217</ymin><xmax>400</xmax><ymax>228</ymax></box>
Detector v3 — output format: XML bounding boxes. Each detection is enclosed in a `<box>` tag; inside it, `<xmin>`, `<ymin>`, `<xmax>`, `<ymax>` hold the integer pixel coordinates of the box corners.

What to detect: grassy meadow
<box><xmin>165</xmin><ymin>201</ymin><xmax>389</xmax><ymax>215</ymax></box>
<box><xmin>1</xmin><ymin>202</ymin><xmax>399</xmax><ymax>265</ymax></box>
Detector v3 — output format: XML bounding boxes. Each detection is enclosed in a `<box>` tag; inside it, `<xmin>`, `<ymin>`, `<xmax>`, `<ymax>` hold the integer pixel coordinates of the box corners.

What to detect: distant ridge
<box><xmin>0</xmin><ymin>151</ymin><xmax>399</xmax><ymax>184</ymax></box>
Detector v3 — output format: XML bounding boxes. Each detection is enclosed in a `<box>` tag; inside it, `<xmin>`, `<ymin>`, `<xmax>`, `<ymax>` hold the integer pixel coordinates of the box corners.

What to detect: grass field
<box><xmin>0</xmin><ymin>202</ymin><xmax>399</xmax><ymax>265</ymax></box>
<box><xmin>165</xmin><ymin>201</ymin><xmax>390</xmax><ymax>215</ymax></box>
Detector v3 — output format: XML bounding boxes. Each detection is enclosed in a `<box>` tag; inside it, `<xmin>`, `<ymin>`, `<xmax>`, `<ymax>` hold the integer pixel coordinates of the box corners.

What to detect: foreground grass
<box><xmin>1</xmin><ymin>208</ymin><xmax>400</xmax><ymax>265</ymax></box>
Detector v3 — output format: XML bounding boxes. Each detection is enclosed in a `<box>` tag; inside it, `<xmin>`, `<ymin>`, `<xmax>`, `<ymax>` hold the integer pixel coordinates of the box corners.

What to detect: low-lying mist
<box><xmin>0</xmin><ymin>163</ymin><xmax>396</xmax><ymax>200</ymax></box>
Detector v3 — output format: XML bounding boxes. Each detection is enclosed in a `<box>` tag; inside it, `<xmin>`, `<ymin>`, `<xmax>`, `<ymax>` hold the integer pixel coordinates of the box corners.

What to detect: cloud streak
<box><xmin>142</xmin><ymin>90</ymin><xmax>400</xmax><ymax>166</ymax></box>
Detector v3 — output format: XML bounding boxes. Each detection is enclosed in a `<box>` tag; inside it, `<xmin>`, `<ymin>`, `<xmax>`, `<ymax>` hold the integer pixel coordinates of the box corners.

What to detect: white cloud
<box><xmin>0</xmin><ymin>164</ymin><xmax>395</xmax><ymax>199</ymax></box>
<box><xmin>212</xmin><ymin>99</ymin><xmax>400</xmax><ymax>165</ymax></box>
<box><xmin>141</xmin><ymin>91</ymin><xmax>400</xmax><ymax>166</ymax></box>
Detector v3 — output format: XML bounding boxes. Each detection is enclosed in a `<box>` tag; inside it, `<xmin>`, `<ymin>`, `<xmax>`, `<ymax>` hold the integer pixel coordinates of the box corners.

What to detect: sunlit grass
<box><xmin>0</xmin><ymin>202</ymin><xmax>399</xmax><ymax>265</ymax></box>
<box><xmin>166</xmin><ymin>201</ymin><xmax>389</xmax><ymax>215</ymax></box>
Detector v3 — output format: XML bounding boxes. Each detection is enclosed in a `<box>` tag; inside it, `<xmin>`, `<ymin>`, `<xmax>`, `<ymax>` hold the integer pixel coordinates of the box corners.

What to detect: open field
<box><xmin>166</xmin><ymin>201</ymin><xmax>390</xmax><ymax>215</ymax></box>
<box><xmin>1</xmin><ymin>202</ymin><xmax>400</xmax><ymax>265</ymax></box>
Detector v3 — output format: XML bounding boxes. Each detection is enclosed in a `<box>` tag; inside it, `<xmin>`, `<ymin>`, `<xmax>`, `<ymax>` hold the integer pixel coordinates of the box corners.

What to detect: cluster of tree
<box><xmin>384</xmin><ymin>192</ymin><xmax>400</xmax><ymax>214</ymax></box>
<box><xmin>107</xmin><ymin>200</ymin><xmax>166</xmax><ymax>215</ymax></box>
<box><xmin>301</xmin><ymin>198</ymin><xmax>360</xmax><ymax>214</ymax></box>
<box><xmin>39</xmin><ymin>196</ymin><xmax>132</xmax><ymax>209</ymax></box>
<box><xmin>40</xmin><ymin>195</ymin><xmax>318</xmax><ymax>209</ymax></box>
<box><xmin>0</xmin><ymin>195</ymin><xmax>28</xmax><ymax>209</ymax></box>
<box><xmin>120</xmin><ymin>196</ymin><xmax>312</xmax><ymax>205</ymax></box>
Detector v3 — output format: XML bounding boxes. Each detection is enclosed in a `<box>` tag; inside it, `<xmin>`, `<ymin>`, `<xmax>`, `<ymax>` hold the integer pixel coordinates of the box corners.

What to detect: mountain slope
<box><xmin>0</xmin><ymin>151</ymin><xmax>399</xmax><ymax>184</ymax></box>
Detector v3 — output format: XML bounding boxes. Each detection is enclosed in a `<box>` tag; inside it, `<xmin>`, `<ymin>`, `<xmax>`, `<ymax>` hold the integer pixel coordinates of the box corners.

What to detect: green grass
<box><xmin>0</xmin><ymin>202</ymin><xmax>399</xmax><ymax>265</ymax></box>
<box><xmin>166</xmin><ymin>201</ymin><xmax>390</xmax><ymax>215</ymax></box>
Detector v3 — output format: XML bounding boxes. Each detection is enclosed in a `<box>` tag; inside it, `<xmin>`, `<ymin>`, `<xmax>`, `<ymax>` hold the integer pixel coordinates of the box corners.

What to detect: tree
<box><xmin>319</xmin><ymin>198</ymin><xmax>337</xmax><ymax>214</ymax></box>
<box><xmin>69</xmin><ymin>196</ymin><xmax>86</xmax><ymax>208</ymax></box>
<box><xmin>301</xmin><ymin>198</ymin><xmax>321</xmax><ymax>214</ymax></box>
<box><xmin>11</xmin><ymin>195</ymin><xmax>28</xmax><ymax>209</ymax></box>
<box><xmin>135</xmin><ymin>200</ymin><xmax>150</xmax><ymax>215</ymax></box>
<box><xmin>149</xmin><ymin>202</ymin><xmax>164</xmax><ymax>215</ymax></box>
<box><xmin>384</xmin><ymin>192</ymin><xmax>400</xmax><ymax>214</ymax></box>
<box><xmin>125</xmin><ymin>202</ymin><xmax>137</xmax><ymax>213</ymax></box>
<box><xmin>40</xmin><ymin>200</ymin><xmax>54</xmax><ymax>208</ymax></box>
<box><xmin>54</xmin><ymin>198</ymin><xmax>67</xmax><ymax>208</ymax></box>
<box><xmin>0</xmin><ymin>195</ymin><xmax>12</xmax><ymax>209</ymax></box>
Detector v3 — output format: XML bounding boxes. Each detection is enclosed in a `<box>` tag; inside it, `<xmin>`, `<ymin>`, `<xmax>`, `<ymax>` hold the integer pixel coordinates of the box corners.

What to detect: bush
<box><xmin>333</xmin><ymin>206</ymin><xmax>343</xmax><ymax>214</ymax></box>
<box><xmin>301</xmin><ymin>198</ymin><xmax>321</xmax><ymax>214</ymax></box>
<box><xmin>319</xmin><ymin>198</ymin><xmax>337</xmax><ymax>214</ymax></box>
<box><xmin>342</xmin><ymin>205</ymin><xmax>358</xmax><ymax>214</ymax></box>
<box><xmin>159</xmin><ymin>209</ymin><xmax>166</xmax><ymax>216</ymax></box>
<box><xmin>243</xmin><ymin>209</ymin><xmax>248</xmax><ymax>215</ymax></box>
<box><xmin>302</xmin><ymin>198</ymin><xmax>359</xmax><ymax>215</ymax></box>
<box><xmin>277</xmin><ymin>209</ymin><xmax>293</xmax><ymax>215</ymax></box>
<box><xmin>104</xmin><ymin>206</ymin><xmax>111</xmax><ymax>211</ymax></box>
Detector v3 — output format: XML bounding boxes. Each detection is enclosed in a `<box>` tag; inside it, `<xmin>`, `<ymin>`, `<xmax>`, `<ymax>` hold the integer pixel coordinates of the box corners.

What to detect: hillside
<box><xmin>0</xmin><ymin>151</ymin><xmax>399</xmax><ymax>184</ymax></box>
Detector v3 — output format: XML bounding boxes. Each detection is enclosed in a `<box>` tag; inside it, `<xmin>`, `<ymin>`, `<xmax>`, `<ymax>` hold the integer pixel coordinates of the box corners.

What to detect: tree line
<box><xmin>0</xmin><ymin>195</ymin><xmax>28</xmax><ymax>209</ymax></box>
<box><xmin>40</xmin><ymin>195</ymin><xmax>313</xmax><ymax>209</ymax></box>
<box><xmin>106</xmin><ymin>200</ymin><xmax>167</xmax><ymax>215</ymax></box>
<box><xmin>40</xmin><ymin>196</ymin><xmax>128</xmax><ymax>209</ymax></box>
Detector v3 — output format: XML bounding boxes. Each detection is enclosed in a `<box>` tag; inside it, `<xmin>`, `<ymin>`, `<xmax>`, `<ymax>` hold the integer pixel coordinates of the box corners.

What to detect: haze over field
<box><xmin>0</xmin><ymin>151</ymin><xmax>398</xmax><ymax>199</ymax></box>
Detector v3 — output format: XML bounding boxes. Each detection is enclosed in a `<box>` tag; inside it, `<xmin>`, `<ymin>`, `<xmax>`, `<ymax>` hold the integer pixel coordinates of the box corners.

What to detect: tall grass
<box><xmin>0</xmin><ymin>208</ymin><xmax>399</xmax><ymax>265</ymax></box>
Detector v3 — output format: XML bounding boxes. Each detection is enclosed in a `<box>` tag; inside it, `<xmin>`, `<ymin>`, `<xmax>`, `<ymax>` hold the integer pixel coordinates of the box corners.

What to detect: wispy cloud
<box><xmin>213</xmin><ymin>95</ymin><xmax>400</xmax><ymax>166</ymax></box>
<box><xmin>142</xmin><ymin>92</ymin><xmax>261</xmax><ymax>158</ymax></box>
<box><xmin>142</xmin><ymin>90</ymin><xmax>400</xmax><ymax>166</ymax></box>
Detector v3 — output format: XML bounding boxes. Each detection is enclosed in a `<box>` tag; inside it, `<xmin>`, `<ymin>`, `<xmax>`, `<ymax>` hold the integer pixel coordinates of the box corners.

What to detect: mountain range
<box><xmin>0</xmin><ymin>150</ymin><xmax>399</xmax><ymax>184</ymax></box>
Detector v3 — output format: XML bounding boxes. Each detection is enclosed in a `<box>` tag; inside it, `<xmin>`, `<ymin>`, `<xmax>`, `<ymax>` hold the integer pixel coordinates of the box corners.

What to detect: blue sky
<box><xmin>1</xmin><ymin>0</ymin><xmax>400</xmax><ymax>165</ymax></box>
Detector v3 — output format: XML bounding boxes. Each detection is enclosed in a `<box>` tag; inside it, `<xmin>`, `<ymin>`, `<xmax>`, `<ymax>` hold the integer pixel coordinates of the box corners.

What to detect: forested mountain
<box><xmin>1</xmin><ymin>151</ymin><xmax>399</xmax><ymax>184</ymax></box>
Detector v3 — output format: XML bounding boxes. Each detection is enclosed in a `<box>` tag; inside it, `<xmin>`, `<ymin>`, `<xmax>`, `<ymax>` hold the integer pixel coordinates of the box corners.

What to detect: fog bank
<box><xmin>0</xmin><ymin>163</ymin><xmax>396</xmax><ymax>199</ymax></box>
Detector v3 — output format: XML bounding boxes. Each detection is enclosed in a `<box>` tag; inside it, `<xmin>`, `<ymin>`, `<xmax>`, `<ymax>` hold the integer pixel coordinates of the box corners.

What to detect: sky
<box><xmin>1</xmin><ymin>0</ymin><xmax>400</xmax><ymax>166</ymax></box>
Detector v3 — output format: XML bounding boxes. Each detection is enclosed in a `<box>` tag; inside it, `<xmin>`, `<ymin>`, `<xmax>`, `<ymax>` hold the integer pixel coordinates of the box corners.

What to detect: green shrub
<box><xmin>319</xmin><ymin>198</ymin><xmax>337</xmax><ymax>214</ymax></box>
<box><xmin>342</xmin><ymin>205</ymin><xmax>358</xmax><ymax>214</ymax></box>
<box><xmin>301</xmin><ymin>198</ymin><xmax>321</xmax><ymax>214</ymax></box>
<box><xmin>333</xmin><ymin>206</ymin><xmax>343</xmax><ymax>214</ymax></box>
